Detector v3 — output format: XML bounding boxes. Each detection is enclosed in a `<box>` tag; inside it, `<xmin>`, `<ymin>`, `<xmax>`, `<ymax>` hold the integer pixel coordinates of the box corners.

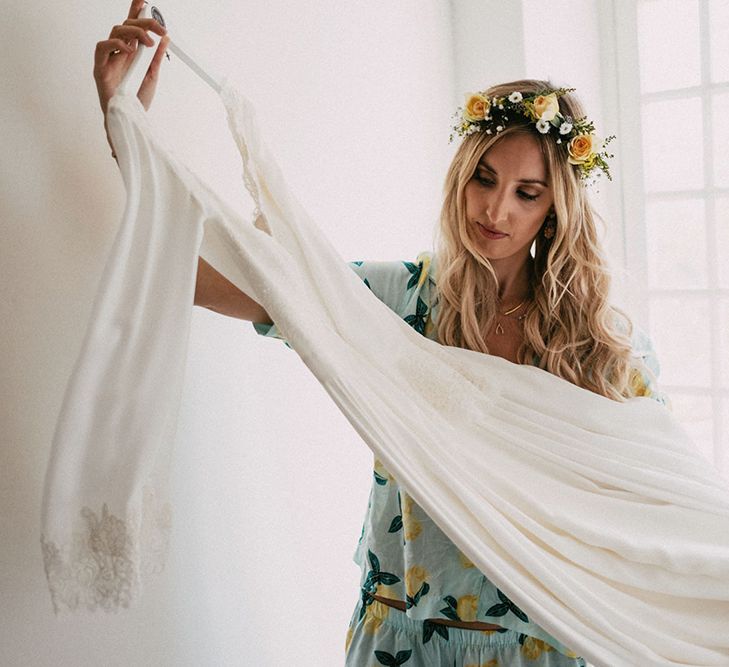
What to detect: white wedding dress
<box><xmin>40</xmin><ymin>77</ymin><xmax>729</xmax><ymax>667</ymax></box>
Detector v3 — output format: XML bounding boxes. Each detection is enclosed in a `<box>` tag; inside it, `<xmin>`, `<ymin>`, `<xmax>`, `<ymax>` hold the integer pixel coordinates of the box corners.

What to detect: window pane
<box><xmin>649</xmin><ymin>295</ymin><xmax>711</xmax><ymax>386</ymax></box>
<box><xmin>637</xmin><ymin>0</ymin><xmax>701</xmax><ymax>93</ymax></box>
<box><xmin>712</xmin><ymin>93</ymin><xmax>729</xmax><ymax>187</ymax></box>
<box><xmin>717</xmin><ymin>197</ymin><xmax>729</xmax><ymax>288</ymax></box>
<box><xmin>720</xmin><ymin>298</ymin><xmax>729</xmax><ymax>389</ymax></box>
<box><xmin>670</xmin><ymin>391</ymin><xmax>714</xmax><ymax>464</ymax></box>
<box><xmin>645</xmin><ymin>198</ymin><xmax>707</xmax><ymax>288</ymax></box>
<box><xmin>641</xmin><ymin>97</ymin><xmax>704</xmax><ymax>192</ymax></box>
<box><xmin>721</xmin><ymin>399</ymin><xmax>729</xmax><ymax>482</ymax></box>
<box><xmin>710</xmin><ymin>0</ymin><xmax>729</xmax><ymax>83</ymax></box>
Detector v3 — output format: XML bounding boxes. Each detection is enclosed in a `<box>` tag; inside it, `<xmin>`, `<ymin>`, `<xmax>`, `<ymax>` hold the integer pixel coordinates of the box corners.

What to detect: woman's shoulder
<box><xmin>611</xmin><ymin>313</ymin><xmax>657</xmax><ymax>364</ymax></box>
<box><xmin>346</xmin><ymin>251</ymin><xmax>437</xmax><ymax>329</ymax></box>
<box><xmin>416</xmin><ymin>250</ymin><xmax>437</xmax><ymax>286</ymax></box>
<box><xmin>611</xmin><ymin>313</ymin><xmax>671</xmax><ymax>408</ymax></box>
<box><xmin>349</xmin><ymin>250</ymin><xmax>436</xmax><ymax>295</ymax></box>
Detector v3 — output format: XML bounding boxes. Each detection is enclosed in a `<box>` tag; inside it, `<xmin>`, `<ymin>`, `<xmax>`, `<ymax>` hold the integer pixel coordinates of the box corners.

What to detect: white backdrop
<box><xmin>1</xmin><ymin>1</ymin><xmax>454</xmax><ymax>665</ymax></box>
<box><xmin>1</xmin><ymin>1</ymin><xmax>633</xmax><ymax>665</ymax></box>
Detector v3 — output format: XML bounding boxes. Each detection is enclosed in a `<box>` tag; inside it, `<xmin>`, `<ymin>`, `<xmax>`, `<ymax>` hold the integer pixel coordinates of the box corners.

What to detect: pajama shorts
<box><xmin>344</xmin><ymin>589</ymin><xmax>588</xmax><ymax>666</ymax></box>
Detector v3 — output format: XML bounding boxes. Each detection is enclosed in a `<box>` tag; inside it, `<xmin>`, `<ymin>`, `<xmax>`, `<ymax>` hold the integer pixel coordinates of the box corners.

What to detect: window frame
<box><xmin>604</xmin><ymin>0</ymin><xmax>728</xmax><ymax>474</ymax></box>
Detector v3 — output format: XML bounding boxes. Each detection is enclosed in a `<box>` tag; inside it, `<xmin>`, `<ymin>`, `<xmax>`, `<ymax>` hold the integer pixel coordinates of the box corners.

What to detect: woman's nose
<box><xmin>486</xmin><ymin>188</ymin><xmax>509</xmax><ymax>225</ymax></box>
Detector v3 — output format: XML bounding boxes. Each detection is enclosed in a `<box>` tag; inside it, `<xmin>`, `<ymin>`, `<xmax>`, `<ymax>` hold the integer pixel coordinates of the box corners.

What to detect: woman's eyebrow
<box><xmin>478</xmin><ymin>159</ymin><xmax>547</xmax><ymax>187</ymax></box>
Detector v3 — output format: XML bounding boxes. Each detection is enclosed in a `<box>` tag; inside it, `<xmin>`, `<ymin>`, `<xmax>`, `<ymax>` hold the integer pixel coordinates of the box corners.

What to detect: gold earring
<box><xmin>543</xmin><ymin>211</ymin><xmax>556</xmax><ymax>239</ymax></box>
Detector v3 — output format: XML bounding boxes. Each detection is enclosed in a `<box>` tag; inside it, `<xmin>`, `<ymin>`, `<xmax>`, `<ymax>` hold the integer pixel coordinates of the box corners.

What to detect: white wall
<box><xmin>0</xmin><ymin>1</ymin><xmax>454</xmax><ymax>665</ymax></box>
<box><xmin>450</xmin><ymin>0</ymin><xmax>526</xmax><ymax>94</ymax></box>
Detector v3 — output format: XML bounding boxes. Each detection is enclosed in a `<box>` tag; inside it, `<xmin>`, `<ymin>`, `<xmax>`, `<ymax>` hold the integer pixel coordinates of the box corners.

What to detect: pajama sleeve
<box><xmin>628</xmin><ymin>325</ymin><xmax>672</xmax><ymax>410</ymax></box>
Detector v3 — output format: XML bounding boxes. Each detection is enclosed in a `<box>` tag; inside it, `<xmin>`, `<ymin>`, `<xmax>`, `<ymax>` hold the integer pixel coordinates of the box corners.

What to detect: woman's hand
<box><xmin>93</xmin><ymin>0</ymin><xmax>169</xmax><ymax>155</ymax></box>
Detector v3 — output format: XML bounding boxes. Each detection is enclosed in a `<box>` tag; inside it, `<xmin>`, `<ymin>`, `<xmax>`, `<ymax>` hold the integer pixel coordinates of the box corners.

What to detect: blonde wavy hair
<box><xmin>434</xmin><ymin>79</ymin><xmax>644</xmax><ymax>402</ymax></box>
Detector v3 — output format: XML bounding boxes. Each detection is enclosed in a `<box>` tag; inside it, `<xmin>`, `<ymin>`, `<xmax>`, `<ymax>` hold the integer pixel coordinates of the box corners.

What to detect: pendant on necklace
<box><xmin>495</xmin><ymin>322</ymin><xmax>504</xmax><ymax>335</ymax></box>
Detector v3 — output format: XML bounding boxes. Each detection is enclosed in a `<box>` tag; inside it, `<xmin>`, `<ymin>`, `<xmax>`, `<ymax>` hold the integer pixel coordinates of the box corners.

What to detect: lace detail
<box><xmin>219</xmin><ymin>79</ymin><xmax>270</xmax><ymax>235</ymax></box>
<box><xmin>40</xmin><ymin>486</ymin><xmax>171</xmax><ymax>614</ymax></box>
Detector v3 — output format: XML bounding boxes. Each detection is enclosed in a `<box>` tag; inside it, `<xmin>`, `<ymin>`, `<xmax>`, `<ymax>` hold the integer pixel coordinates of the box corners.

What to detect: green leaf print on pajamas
<box><xmin>422</xmin><ymin>618</ymin><xmax>450</xmax><ymax>644</ymax></box>
<box><xmin>485</xmin><ymin>588</ymin><xmax>530</xmax><ymax>623</ymax></box>
<box><xmin>440</xmin><ymin>588</ymin><xmax>529</xmax><ymax>624</ymax></box>
<box><xmin>360</xmin><ymin>549</ymin><xmax>402</xmax><ymax>620</ymax></box>
<box><xmin>374</xmin><ymin>649</ymin><xmax>413</xmax><ymax>665</ymax></box>
<box><xmin>403</xmin><ymin>260</ymin><xmax>424</xmax><ymax>290</ymax></box>
<box><xmin>404</xmin><ymin>296</ymin><xmax>428</xmax><ymax>335</ymax></box>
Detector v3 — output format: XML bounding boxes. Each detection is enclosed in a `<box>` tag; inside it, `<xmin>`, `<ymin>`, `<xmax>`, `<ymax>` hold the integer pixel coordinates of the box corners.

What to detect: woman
<box><xmin>249</xmin><ymin>81</ymin><xmax>669</xmax><ymax>665</ymax></box>
<box><xmin>95</xmin><ymin>5</ymin><xmax>668</xmax><ymax>665</ymax></box>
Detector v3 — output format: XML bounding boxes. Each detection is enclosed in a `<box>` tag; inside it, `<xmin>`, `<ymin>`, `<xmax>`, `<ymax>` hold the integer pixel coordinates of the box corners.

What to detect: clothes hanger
<box><xmin>117</xmin><ymin>2</ymin><xmax>223</xmax><ymax>98</ymax></box>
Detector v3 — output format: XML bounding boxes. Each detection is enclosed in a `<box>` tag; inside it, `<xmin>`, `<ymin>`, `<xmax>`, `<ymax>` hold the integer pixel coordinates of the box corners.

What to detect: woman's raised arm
<box><xmin>93</xmin><ymin>0</ymin><xmax>169</xmax><ymax>159</ymax></box>
<box><xmin>194</xmin><ymin>257</ymin><xmax>273</xmax><ymax>324</ymax></box>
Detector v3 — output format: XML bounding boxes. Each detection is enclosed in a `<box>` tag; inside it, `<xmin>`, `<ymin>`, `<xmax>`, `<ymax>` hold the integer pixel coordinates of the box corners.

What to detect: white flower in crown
<box><xmin>508</xmin><ymin>91</ymin><xmax>523</xmax><ymax>103</ymax></box>
<box><xmin>536</xmin><ymin>119</ymin><xmax>551</xmax><ymax>134</ymax></box>
<box><xmin>559</xmin><ymin>121</ymin><xmax>573</xmax><ymax>135</ymax></box>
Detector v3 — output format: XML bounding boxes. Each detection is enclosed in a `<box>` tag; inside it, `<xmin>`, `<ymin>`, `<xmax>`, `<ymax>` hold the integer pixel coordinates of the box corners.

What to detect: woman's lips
<box><xmin>477</xmin><ymin>222</ymin><xmax>508</xmax><ymax>239</ymax></box>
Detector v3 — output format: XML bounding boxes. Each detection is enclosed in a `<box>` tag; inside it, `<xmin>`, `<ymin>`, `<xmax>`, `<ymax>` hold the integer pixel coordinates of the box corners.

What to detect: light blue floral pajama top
<box><xmin>253</xmin><ymin>250</ymin><xmax>671</xmax><ymax>660</ymax></box>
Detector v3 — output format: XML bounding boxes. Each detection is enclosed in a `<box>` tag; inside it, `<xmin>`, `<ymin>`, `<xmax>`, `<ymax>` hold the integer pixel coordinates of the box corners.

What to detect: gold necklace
<box><xmin>494</xmin><ymin>299</ymin><xmax>528</xmax><ymax>335</ymax></box>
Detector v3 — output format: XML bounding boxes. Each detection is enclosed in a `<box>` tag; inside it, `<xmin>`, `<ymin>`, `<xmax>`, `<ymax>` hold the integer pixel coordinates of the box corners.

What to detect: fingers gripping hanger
<box><xmin>114</xmin><ymin>4</ymin><xmax>271</xmax><ymax>245</ymax></box>
<box><xmin>115</xmin><ymin>4</ymin><xmax>271</xmax><ymax>236</ymax></box>
<box><xmin>118</xmin><ymin>2</ymin><xmax>223</xmax><ymax>97</ymax></box>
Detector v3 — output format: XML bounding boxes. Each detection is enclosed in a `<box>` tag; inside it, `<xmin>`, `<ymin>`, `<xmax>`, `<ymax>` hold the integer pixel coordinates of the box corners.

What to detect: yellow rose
<box><xmin>456</xmin><ymin>594</ymin><xmax>479</xmax><ymax>622</ymax></box>
<box><xmin>567</xmin><ymin>134</ymin><xmax>596</xmax><ymax>166</ymax></box>
<box><xmin>405</xmin><ymin>565</ymin><xmax>429</xmax><ymax>597</ymax></box>
<box><xmin>464</xmin><ymin>93</ymin><xmax>491</xmax><ymax>121</ymax></box>
<box><xmin>532</xmin><ymin>93</ymin><xmax>559</xmax><ymax>121</ymax></box>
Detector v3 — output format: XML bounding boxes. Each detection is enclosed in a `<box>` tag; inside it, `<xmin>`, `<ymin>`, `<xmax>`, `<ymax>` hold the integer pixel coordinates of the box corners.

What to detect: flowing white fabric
<box><xmin>41</xmin><ymin>78</ymin><xmax>729</xmax><ymax>666</ymax></box>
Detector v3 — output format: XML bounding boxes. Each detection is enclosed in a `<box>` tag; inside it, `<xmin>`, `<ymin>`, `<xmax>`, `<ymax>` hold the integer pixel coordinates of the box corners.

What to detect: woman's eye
<box><xmin>475</xmin><ymin>175</ymin><xmax>494</xmax><ymax>186</ymax></box>
<box><xmin>518</xmin><ymin>191</ymin><xmax>539</xmax><ymax>201</ymax></box>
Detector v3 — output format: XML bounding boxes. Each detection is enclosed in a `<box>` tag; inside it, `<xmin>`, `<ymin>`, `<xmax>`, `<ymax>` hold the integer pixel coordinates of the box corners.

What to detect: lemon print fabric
<box><xmin>344</xmin><ymin>589</ymin><xmax>588</xmax><ymax>666</ymax></box>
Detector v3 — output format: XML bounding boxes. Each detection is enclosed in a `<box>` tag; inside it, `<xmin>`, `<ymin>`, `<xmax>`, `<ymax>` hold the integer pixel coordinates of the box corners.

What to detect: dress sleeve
<box><xmin>628</xmin><ymin>325</ymin><xmax>673</xmax><ymax>410</ymax></box>
<box><xmin>251</xmin><ymin>254</ymin><xmax>434</xmax><ymax>348</ymax></box>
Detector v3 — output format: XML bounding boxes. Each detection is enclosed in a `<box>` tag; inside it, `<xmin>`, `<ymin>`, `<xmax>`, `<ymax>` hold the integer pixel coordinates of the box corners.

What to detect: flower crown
<box><xmin>449</xmin><ymin>87</ymin><xmax>615</xmax><ymax>184</ymax></box>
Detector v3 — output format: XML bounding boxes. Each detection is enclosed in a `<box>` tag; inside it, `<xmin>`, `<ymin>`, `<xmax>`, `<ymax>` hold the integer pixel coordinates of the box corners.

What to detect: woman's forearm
<box><xmin>194</xmin><ymin>257</ymin><xmax>273</xmax><ymax>324</ymax></box>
